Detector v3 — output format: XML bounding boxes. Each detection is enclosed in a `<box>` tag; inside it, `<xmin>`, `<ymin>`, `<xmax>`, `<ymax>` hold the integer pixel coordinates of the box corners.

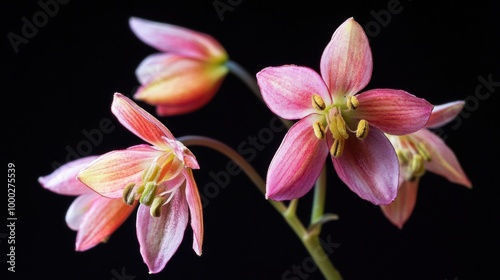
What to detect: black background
<box><xmin>2</xmin><ymin>0</ymin><xmax>500</xmax><ymax>280</ymax></box>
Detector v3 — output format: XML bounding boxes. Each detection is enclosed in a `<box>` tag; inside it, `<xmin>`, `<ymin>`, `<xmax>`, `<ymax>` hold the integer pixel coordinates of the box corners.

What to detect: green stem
<box><xmin>311</xmin><ymin>166</ymin><xmax>327</xmax><ymax>227</ymax></box>
<box><xmin>179</xmin><ymin>135</ymin><xmax>342</xmax><ymax>280</ymax></box>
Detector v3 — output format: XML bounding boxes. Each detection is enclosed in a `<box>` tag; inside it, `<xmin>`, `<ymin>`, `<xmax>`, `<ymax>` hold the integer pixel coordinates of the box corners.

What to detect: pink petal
<box><xmin>426</xmin><ymin>100</ymin><xmax>465</xmax><ymax>128</ymax></box>
<box><xmin>77</xmin><ymin>145</ymin><xmax>162</xmax><ymax>198</ymax></box>
<box><xmin>129</xmin><ymin>17</ymin><xmax>227</xmax><ymax>62</ymax></box>
<box><xmin>165</xmin><ymin>137</ymin><xmax>200</xmax><ymax>170</ymax></box>
<box><xmin>380</xmin><ymin>179</ymin><xmax>419</xmax><ymax>229</ymax></box>
<box><xmin>112</xmin><ymin>92</ymin><xmax>175</xmax><ymax>148</ymax></box>
<box><xmin>136</xmin><ymin>191</ymin><xmax>189</xmax><ymax>274</ymax></box>
<box><xmin>257</xmin><ymin>65</ymin><xmax>332</xmax><ymax>119</ymax></box>
<box><xmin>133</xmin><ymin>56</ymin><xmax>228</xmax><ymax>116</ymax></box>
<box><xmin>332</xmin><ymin>127</ymin><xmax>399</xmax><ymax>205</ymax></box>
<box><xmin>66</xmin><ymin>192</ymin><xmax>99</xmax><ymax>231</ymax></box>
<box><xmin>183</xmin><ymin>169</ymin><xmax>203</xmax><ymax>256</ymax></box>
<box><xmin>414</xmin><ymin>129</ymin><xmax>472</xmax><ymax>188</ymax></box>
<box><xmin>354</xmin><ymin>89</ymin><xmax>433</xmax><ymax>135</ymax></box>
<box><xmin>73</xmin><ymin>195</ymin><xmax>135</xmax><ymax>251</ymax></box>
<box><xmin>320</xmin><ymin>17</ymin><xmax>372</xmax><ymax>97</ymax></box>
<box><xmin>38</xmin><ymin>156</ymin><xmax>99</xmax><ymax>196</ymax></box>
<box><xmin>266</xmin><ymin>115</ymin><xmax>329</xmax><ymax>200</ymax></box>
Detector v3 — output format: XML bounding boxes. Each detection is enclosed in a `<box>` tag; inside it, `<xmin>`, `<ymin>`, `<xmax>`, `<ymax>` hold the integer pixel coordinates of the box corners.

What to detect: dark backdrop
<box><xmin>2</xmin><ymin>1</ymin><xmax>499</xmax><ymax>280</ymax></box>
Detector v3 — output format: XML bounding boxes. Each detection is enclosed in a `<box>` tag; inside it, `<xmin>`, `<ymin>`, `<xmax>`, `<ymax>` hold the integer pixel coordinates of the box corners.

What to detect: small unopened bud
<box><xmin>313</xmin><ymin>121</ymin><xmax>326</xmax><ymax>139</ymax></box>
<box><xmin>312</xmin><ymin>94</ymin><xmax>326</xmax><ymax>110</ymax></box>
<box><xmin>356</xmin><ymin>120</ymin><xmax>369</xmax><ymax>140</ymax></box>
<box><xmin>330</xmin><ymin>139</ymin><xmax>344</xmax><ymax>158</ymax></box>
<box><xmin>140</xmin><ymin>182</ymin><xmax>157</xmax><ymax>206</ymax></box>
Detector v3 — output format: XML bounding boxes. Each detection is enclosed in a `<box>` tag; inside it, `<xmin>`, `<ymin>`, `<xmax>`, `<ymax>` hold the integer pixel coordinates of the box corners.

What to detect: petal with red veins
<box><xmin>112</xmin><ymin>92</ymin><xmax>175</xmax><ymax>147</ymax></box>
<box><xmin>380</xmin><ymin>179</ymin><xmax>419</xmax><ymax>229</ymax></box>
<box><xmin>320</xmin><ymin>17</ymin><xmax>372</xmax><ymax>97</ymax></box>
<box><xmin>257</xmin><ymin>65</ymin><xmax>331</xmax><ymax>120</ymax></box>
<box><xmin>183</xmin><ymin>169</ymin><xmax>203</xmax><ymax>256</ymax></box>
<box><xmin>414</xmin><ymin>129</ymin><xmax>472</xmax><ymax>188</ymax></box>
<box><xmin>333</xmin><ymin>127</ymin><xmax>399</xmax><ymax>205</ymax></box>
<box><xmin>38</xmin><ymin>156</ymin><xmax>99</xmax><ymax>196</ymax></box>
<box><xmin>73</xmin><ymin>195</ymin><xmax>135</xmax><ymax>251</ymax></box>
<box><xmin>78</xmin><ymin>145</ymin><xmax>162</xmax><ymax>198</ymax></box>
<box><xmin>136</xmin><ymin>191</ymin><xmax>189</xmax><ymax>274</ymax></box>
<box><xmin>354</xmin><ymin>89</ymin><xmax>433</xmax><ymax>135</ymax></box>
<box><xmin>129</xmin><ymin>17</ymin><xmax>227</xmax><ymax>62</ymax></box>
<box><xmin>426</xmin><ymin>100</ymin><xmax>465</xmax><ymax>128</ymax></box>
<box><xmin>266</xmin><ymin>115</ymin><xmax>329</xmax><ymax>201</ymax></box>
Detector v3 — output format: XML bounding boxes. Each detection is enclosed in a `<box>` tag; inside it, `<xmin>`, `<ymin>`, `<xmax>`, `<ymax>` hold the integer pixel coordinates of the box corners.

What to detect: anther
<box><xmin>313</xmin><ymin>121</ymin><xmax>326</xmax><ymax>139</ymax></box>
<box><xmin>410</xmin><ymin>154</ymin><xmax>426</xmax><ymax>179</ymax></box>
<box><xmin>355</xmin><ymin>120</ymin><xmax>369</xmax><ymax>140</ymax></box>
<box><xmin>312</xmin><ymin>94</ymin><xmax>326</xmax><ymax>110</ymax></box>
<box><xmin>140</xmin><ymin>182</ymin><xmax>157</xmax><ymax>206</ymax></box>
<box><xmin>142</xmin><ymin>164</ymin><xmax>160</xmax><ymax>183</ymax></box>
<box><xmin>330</xmin><ymin>139</ymin><xmax>344</xmax><ymax>158</ymax></box>
<box><xmin>346</xmin><ymin>96</ymin><xmax>359</xmax><ymax>110</ymax></box>
<box><xmin>335</xmin><ymin>114</ymin><xmax>349</xmax><ymax>139</ymax></box>
<box><xmin>122</xmin><ymin>183</ymin><xmax>136</xmax><ymax>206</ymax></box>
<box><xmin>396</xmin><ymin>149</ymin><xmax>410</xmax><ymax>165</ymax></box>
<box><xmin>416</xmin><ymin>142</ymin><xmax>432</xmax><ymax>161</ymax></box>
<box><xmin>150</xmin><ymin>196</ymin><xmax>166</xmax><ymax>218</ymax></box>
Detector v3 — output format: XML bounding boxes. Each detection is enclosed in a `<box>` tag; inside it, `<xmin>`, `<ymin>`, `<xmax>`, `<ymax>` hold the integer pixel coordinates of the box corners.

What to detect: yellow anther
<box><xmin>335</xmin><ymin>114</ymin><xmax>349</xmax><ymax>139</ymax></box>
<box><xmin>150</xmin><ymin>196</ymin><xmax>166</xmax><ymax>218</ymax></box>
<box><xmin>330</xmin><ymin>138</ymin><xmax>344</xmax><ymax>158</ymax></box>
<box><xmin>140</xmin><ymin>182</ymin><xmax>157</xmax><ymax>206</ymax></box>
<box><xmin>312</xmin><ymin>94</ymin><xmax>326</xmax><ymax>110</ymax></box>
<box><xmin>396</xmin><ymin>149</ymin><xmax>410</xmax><ymax>166</ymax></box>
<box><xmin>346</xmin><ymin>95</ymin><xmax>359</xmax><ymax>110</ymax></box>
<box><xmin>122</xmin><ymin>183</ymin><xmax>136</xmax><ymax>206</ymax></box>
<box><xmin>142</xmin><ymin>163</ymin><xmax>160</xmax><ymax>183</ymax></box>
<box><xmin>416</xmin><ymin>142</ymin><xmax>432</xmax><ymax>161</ymax></box>
<box><xmin>355</xmin><ymin>119</ymin><xmax>369</xmax><ymax>140</ymax></box>
<box><xmin>410</xmin><ymin>154</ymin><xmax>426</xmax><ymax>179</ymax></box>
<box><xmin>313</xmin><ymin>121</ymin><xmax>326</xmax><ymax>139</ymax></box>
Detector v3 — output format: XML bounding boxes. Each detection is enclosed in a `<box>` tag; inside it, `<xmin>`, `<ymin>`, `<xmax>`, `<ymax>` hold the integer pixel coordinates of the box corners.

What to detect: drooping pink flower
<box><xmin>77</xmin><ymin>93</ymin><xmax>203</xmax><ymax>274</ymax></box>
<box><xmin>38</xmin><ymin>156</ymin><xmax>135</xmax><ymax>251</ymax></box>
<box><xmin>256</xmin><ymin>17</ymin><xmax>434</xmax><ymax>205</ymax></box>
<box><xmin>381</xmin><ymin>100</ymin><xmax>472</xmax><ymax>229</ymax></box>
<box><xmin>129</xmin><ymin>17</ymin><xmax>229</xmax><ymax>116</ymax></box>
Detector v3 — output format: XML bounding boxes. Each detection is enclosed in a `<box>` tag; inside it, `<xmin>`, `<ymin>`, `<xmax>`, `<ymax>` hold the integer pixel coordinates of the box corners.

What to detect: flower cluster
<box><xmin>38</xmin><ymin>16</ymin><xmax>470</xmax><ymax>277</ymax></box>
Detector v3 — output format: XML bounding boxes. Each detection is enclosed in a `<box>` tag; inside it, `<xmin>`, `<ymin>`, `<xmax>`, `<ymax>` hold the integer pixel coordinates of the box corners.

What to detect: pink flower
<box><xmin>129</xmin><ymin>17</ymin><xmax>229</xmax><ymax>116</ymax></box>
<box><xmin>381</xmin><ymin>100</ymin><xmax>472</xmax><ymax>229</ymax></box>
<box><xmin>38</xmin><ymin>156</ymin><xmax>135</xmax><ymax>251</ymax></box>
<box><xmin>256</xmin><ymin>17</ymin><xmax>433</xmax><ymax>205</ymax></box>
<box><xmin>77</xmin><ymin>93</ymin><xmax>203</xmax><ymax>273</ymax></box>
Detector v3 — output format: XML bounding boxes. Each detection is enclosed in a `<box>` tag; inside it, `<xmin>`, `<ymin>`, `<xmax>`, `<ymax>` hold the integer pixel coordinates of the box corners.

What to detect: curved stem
<box><xmin>179</xmin><ymin>135</ymin><xmax>342</xmax><ymax>280</ymax></box>
<box><xmin>311</xmin><ymin>165</ymin><xmax>327</xmax><ymax>226</ymax></box>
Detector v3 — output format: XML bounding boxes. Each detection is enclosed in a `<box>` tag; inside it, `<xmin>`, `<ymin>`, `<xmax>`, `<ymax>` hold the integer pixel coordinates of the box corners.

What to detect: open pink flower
<box><xmin>381</xmin><ymin>100</ymin><xmax>472</xmax><ymax>228</ymax></box>
<box><xmin>77</xmin><ymin>93</ymin><xmax>203</xmax><ymax>273</ymax></box>
<box><xmin>129</xmin><ymin>17</ymin><xmax>229</xmax><ymax>116</ymax></box>
<box><xmin>38</xmin><ymin>156</ymin><xmax>135</xmax><ymax>251</ymax></box>
<box><xmin>256</xmin><ymin>17</ymin><xmax>433</xmax><ymax>205</ymax></box>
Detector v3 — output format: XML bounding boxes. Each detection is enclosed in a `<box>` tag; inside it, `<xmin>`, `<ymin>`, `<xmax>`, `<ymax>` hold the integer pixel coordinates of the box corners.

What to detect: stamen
<box><xmin>346</xmin><ymin>96</ymin><xmax>359</xmax><ymax>110</ymax></box>
<box><xmin>313</xmin><ymin>121</ymin><xmax>326</xmax><ymax>139</ymax></box>
<box><xmin>142</xmin><ymin>163</ymin><xmax>160</xmax><ymax>183</ymax></box>
<box><xmin>396</xmin><ymin>149</ymin><xmax>410</xmax><ymax>166</ymax></box>
<box><xmin>150</xmin><ymin>196</ymin><xmax>166</xmax><ymax>217</ymax></box>
<box><xmin>416</xmin><ymin>142</ymin><xmax>432</xmax><ymax>161</ymax></box>
<box><xmin>335</xmin><ymin>114</ymin><xmax>349</xmax><ymax>139</ymax></box>
<box><xmin>410</xmin><ymin>154</ymin><xmax>425</xmax><ymax>179</ymax></box>
<box><xmin>140</xmin><ymin>182</ymin><xmax>157</xmax><ymax>206</ymax></box>
<box><xmin>312</xmin><ymin>94</ymin><xmax>326</xmax><ymax>110</ymax></box>
<box><xmin>122</xmin><ymin>183</ymin><xmax>136</xmax><ymax>206</ymax></box>
<box><xmin>355</xmin><ymin>120</ymin><xmax>369</xmax><ymax>140</ymax></box>
<box><xmin>330</xmin><ymin>139</ymin><xmax>344</xmax><ymax>158</ymax></box>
